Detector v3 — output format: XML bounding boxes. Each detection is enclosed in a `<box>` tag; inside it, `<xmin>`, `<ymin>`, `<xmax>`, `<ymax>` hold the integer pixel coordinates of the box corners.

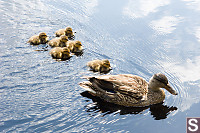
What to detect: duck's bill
<box><xmin>165</xmin><ymin>84</ymin><xmax>178</xmax><ymax>95</ymax></box>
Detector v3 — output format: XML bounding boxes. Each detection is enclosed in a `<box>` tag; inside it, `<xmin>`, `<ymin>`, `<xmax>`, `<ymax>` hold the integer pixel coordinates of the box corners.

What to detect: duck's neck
<box><xmin>148</xmin><ymin>84</ymin><xmax>161</xmax><ymax>92</ymax></box>
<box><xmin>148</xmin><ymin>77</ymin><xmax>161</xmax><ymax>92</ymax></box>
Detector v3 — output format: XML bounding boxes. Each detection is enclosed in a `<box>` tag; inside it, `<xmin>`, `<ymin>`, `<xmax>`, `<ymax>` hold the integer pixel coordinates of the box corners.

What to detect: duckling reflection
<box><xmin>28</xmin><ymin>32</ymin><xmax>48</xmax><ymax>45</ymax></box>
<box><xmin>34</xmin><ymin>45</ymin><xmax>49</xmax><ymax>51</ymax></box>
<box><xmin>81</xmin><ymin>91</ymin><xmax>177</xmax><ymax>120</ymax></box>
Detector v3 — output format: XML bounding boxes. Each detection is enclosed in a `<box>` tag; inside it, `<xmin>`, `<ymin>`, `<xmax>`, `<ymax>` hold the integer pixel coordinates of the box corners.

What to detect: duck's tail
<box><xmin>80</xmin><ymin>76</ymin><xmax>115</xmax><ymax>93</ymax></box>
<box><xmin>79</xmin><ymin>81</ymin><xmax>97</xmax><ymax>95</ymax></box>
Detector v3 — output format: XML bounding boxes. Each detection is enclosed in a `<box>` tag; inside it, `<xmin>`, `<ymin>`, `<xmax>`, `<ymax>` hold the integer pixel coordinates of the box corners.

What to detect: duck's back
<box><xmin>50</xmin><ymin>47</ymin><xmax>62</xmax><ymax>58</ymax></box>
<box><xmin>66</xmin><ymin>41</ymin><xmax>75</xmax><ymax>51</ymax></box>
<box><xmin>55</xmin><ymin>29</ymin><xmax>65</xmax><ymax>37</ymax></box>
<box><xmin>48</xmin><ymin>38</ymin><xmax>61</xmax><ymax>47</ymax></box>
<box><xmin>87</xmin><ymin>60</ymin><xmax>102</xmax><ymax>71</ymax></box>
<box><xmin>99</xmin><ymin>74</ymin><xmax>148</xmax><ymax>97</ymax></box>
<box><xmin>28</xmin><ymin>35</ymin><xmax>40</xmax><ymax>45</ymax></box>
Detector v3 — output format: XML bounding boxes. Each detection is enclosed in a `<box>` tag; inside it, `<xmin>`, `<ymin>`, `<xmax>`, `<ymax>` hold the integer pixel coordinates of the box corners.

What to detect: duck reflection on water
<box><xmin>81</xmin><ymin>91</ymin><xmax>177</xmax><ymax>120</ymax></box>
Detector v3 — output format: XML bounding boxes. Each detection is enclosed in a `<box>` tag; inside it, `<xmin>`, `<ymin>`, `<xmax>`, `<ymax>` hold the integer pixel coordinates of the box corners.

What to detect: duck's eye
<box><xmin>154</xmin><ymin>77</ymin><xmax>168</xmax><ymax>85</ymax></box>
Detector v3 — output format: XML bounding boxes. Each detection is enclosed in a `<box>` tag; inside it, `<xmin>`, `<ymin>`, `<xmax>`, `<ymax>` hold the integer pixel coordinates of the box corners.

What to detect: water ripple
<box><xmin>1</xmin><ymin>0</ymin><xmax>200</xmax><ymax>132</ymax></box>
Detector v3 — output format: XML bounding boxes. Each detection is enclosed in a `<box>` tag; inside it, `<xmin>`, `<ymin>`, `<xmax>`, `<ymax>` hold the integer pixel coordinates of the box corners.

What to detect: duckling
<box><xmin>66</xmin><ymin>40</ymin><xmax>83</xmax><ymax>53</ymax></box>
<box><xmin>87</xmin><ymin>59</ymin><xmax>112</xmax><ymax>73</ymax></box>
<box><xmin>50</xmin><ymin>47</ymin><xmax>71</xmax><ymax>60</ymax></box>
<box><xmin>28</xmin><ymin>32</ymin><xmax>48</xmax><ymax>45</ymax></box>
<box><xmin>65</xmin><ymin>27</ymin><xmax>74</xmax><ymax>38</ymax></box>
<box><xmin>79</xmin><ymin>73</ymin><xmax>178</xmax><ymax>107</ymax></box>
<box><xmin>55</xmin><ymin>27</ymin><xmax>74</xmax><ymax>39</ymax></box>
<box><xmin>48</xmin><ymin>35</ymin><xmax>68</xmax><ymax>47</ymax></box>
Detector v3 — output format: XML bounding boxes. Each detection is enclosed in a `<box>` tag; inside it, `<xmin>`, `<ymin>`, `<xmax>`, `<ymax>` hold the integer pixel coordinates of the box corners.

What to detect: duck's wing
<box><xmin>99</xmin><ymin>74</ymin><xmax>148</xmax><ymax>100</ymax></box>
<box><xmin>81</xmin><ymin>74</ymin><xmax>148</xmax><ymax>101</ymax></box>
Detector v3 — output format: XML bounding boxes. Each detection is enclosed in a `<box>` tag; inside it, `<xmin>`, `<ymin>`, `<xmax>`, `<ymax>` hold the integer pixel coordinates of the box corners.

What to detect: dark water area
<box><xmin>1</xmin><ymin>0</ymin><xmax>200</xmax><ymax>132</ymax></box>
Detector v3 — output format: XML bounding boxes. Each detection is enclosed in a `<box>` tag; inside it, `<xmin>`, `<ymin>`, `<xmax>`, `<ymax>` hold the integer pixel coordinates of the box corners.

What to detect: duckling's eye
<box><xmin>64</xmin><ymin>51</ymin><xmax>69</xmax><ymax>53</ymax></box>
<box><xmin>67</xmin><ymin>30</ymin><xmax>72</xmax><ymax>33</ymax></box>
<box><xmin>104</xmin><ymin>63</ymin><xmax>110</xmax><ymax>67</ymax></box>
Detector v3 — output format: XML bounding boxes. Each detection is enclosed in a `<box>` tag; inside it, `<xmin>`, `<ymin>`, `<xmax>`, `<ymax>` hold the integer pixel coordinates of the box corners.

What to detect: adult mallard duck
<box><xmin>28</xmin><ymin>32</ymin><xmax>48</xmax><ymax>45</ymax></box>
<box><xmin>79</xmin><ymin>73</ymin><xmax>178</xmax><ymax>107</ymax></box>
<box><xmin>87</xmin><ymin>59</ymin><xmax>112</xmax><ymax>73</ymax></box>
<box><xmin>50</xmin><ymin>47</ymin><xmax>71</xmax><ymax>60</ymax></box>
<box><xmin>66</xmin><ymin>40</ymin><xmax>83</xmax><ymax>53</ymax></box>
<box><xmin>48</xmin><ymin>35</ymin><xmax>68</xmax><ymax>47</ymax></box>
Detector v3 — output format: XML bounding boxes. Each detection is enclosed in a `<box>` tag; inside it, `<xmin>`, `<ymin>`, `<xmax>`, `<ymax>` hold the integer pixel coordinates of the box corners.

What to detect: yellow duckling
<box><xmin>48</xmin><ymin>35</ymin><xmax>68</xmax><ymax>47</ymax></box>
<box><xmin>66</xmin><ymin>40</ymin><xmax>83</xmax><ymax>53</ymax></box>
<box><xmin>50</xmin><ymin>47</ymin><xmax>71</xmax><ymax>60</ymax></box>
<box><xmin>87</xmin><ymin>59</ymin><xmax>112</xmax><ymax>73</ymax></box>
<box><xmin>28</xmin><ymin>32</ymin><xmax>48</xmax><ymax>45</ymax></box>
<box><xmin>79</xmin><ymin>73</ymin><xmax>178</xmax><ymax>107</ymax></box>
<box><xmin>55</xmin><ymin>27</ymin><xmax>74</xmax><ymax>38</ymax></box>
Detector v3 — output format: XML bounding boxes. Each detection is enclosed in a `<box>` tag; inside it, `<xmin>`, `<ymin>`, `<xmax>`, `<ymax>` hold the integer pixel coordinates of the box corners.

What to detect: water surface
<box><xmin>1</xmin><ymin>0</ymin><xmax>200</xmax><ymax>132</ymax></box>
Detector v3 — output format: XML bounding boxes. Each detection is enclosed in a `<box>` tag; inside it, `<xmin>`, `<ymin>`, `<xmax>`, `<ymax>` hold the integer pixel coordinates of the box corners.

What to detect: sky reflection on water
<box><xmin>0</xmin><ymin>0</ymin><xmax>200</xmax><ymax>132</ymax></box>
<box><xmin>123</xmin><ymin>0</ymin><xmax>170</xmax><ymax>19</ymax></box>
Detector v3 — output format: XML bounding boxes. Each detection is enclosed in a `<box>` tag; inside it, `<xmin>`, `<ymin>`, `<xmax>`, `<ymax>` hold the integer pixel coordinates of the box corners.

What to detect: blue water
<box><xmin>1</xmin><ymin>0</ymin><xmax>200</xmax><ymax>132</ymax></box>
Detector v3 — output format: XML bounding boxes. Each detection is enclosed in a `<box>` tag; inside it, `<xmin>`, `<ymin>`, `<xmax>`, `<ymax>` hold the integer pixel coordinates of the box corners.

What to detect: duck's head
<box><xmin>62</xmin><ymin>47</ymin><xmax>70</xmax><ymax>55</ymax></box>
<box><xmin>60</xmin><ymin>35</ymin><xmax>68</xmax><ymax>43</ymax></box>
<box><xmin>102</xmin><ymin>59</ymin><xmax>111</xmax><ymax>69</ymax></box>
<box><xmin>74</xmin><ymin>41</ymin><xmax>82</xmax><ymax>47</ymax></box>
<box><xmin>39</xmin><ymin>32</ymin><xmax>48</xmax><ymax>39</ymax></box>
<box><xmin>148</xmin><ymin>73</ymin><xmax>178</xmax><ymax>95</ymax></box>
<box><xmin>65</xmin><ymin>27</ymin><xmax>73</xmax><ymax>36</ymax></box>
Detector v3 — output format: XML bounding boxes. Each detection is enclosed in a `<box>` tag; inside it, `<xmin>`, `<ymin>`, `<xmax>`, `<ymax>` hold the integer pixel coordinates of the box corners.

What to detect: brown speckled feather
<box><xmin>96</xmin><ymin>74</ymin><xmax>148</xmax><ymax>100</ymax></box>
